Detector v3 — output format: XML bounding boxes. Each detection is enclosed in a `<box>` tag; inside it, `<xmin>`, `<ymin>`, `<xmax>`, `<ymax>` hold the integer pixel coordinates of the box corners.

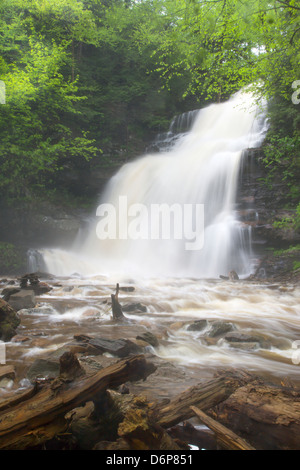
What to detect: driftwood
<box><xmin>211</xmin><ymin>381</ymin><xmax>300</xmax><ymax>450</ymax></box>
<box><xmin>0</xmin><ymin>383</ymin><xmax>39</xmax><ymax>413</ymax></box>
<box><xmin>111</xmin><ymin>283</ymin><xmax>125</xmax><ymax>321</ymax></box>
<box><xmin>89</xmin><ymin>371</ymin><xmax>254</xmax><ymax>450</ymax></box>
<box><xmin>2</xmin><ymin>353</ymin><xmax>298</xmax><ymax>450</ymax></box>
<box><xmin>152</xmin><ymin>372</ymin><xmax>251</xmax><ymax>429</ymax></box>
<box><xmin>191</xmin><ymin>406</ymin><xmax>255</xmax><ymax>450</ymax></box>
<box><xmin>0</xmin><ymin>354</ymin><xmax>155</xmax><ymax>450</ymax></box>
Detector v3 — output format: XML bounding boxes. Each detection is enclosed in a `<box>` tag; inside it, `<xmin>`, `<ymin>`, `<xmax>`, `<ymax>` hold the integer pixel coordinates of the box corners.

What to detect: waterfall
<box><xmin>39</xmin><ymin>89</ymin><xmax>268</xmax><ymax>278</ymax></box>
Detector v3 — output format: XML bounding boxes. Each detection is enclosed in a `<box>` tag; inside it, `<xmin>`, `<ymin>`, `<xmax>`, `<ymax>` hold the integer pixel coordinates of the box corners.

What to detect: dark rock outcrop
<box><xmin>26</xmin><ymin>358</ymin><xmax>60</xmax><ymax>383</ymax></box>
<box><xmin>208</xmin><ymin>321</ymin><xmax>236</xmax><ymax>338</ymax></box>
<box><xmin>0</xmin><ymin>299</ymin><xmax>20</xmax><ymax>341</ymax></box>
<box><xmin>187</xmin><ymin>320</ymin><xmax>208</xmax><ymax>332</ymax></box>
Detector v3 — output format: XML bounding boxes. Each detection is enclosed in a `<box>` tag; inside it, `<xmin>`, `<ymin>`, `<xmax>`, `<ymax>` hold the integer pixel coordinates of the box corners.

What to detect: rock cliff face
<box><xmin>236</xmin><ymin>149</ymin><xmax>300</xmax><ymax>281</ymax></box>
<box><xmin>237</xmin><ymin>149</ymin><xmax>300</xmax><ymax>251</ymax></box>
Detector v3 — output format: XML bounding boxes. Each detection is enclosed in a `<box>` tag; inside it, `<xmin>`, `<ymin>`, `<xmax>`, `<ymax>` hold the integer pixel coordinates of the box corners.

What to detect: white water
<box><xmin>5</xmin><ymin>276</ymin><xmax>300</xmax><ymax>387</ymax></box>
<box><xmin>39</xmin><ymin>89</ymin><xmax>268</xmax><ymax>279</ymax></box>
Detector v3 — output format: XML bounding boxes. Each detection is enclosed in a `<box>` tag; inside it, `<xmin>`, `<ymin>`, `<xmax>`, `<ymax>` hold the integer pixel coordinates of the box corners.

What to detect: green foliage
<box><xmin>0</xmin><ymin>0</ymin><xmax>299</xmax><ymax>211</ymax></box>
<box><xmin>0</xmin><ymin>0</ymin><xmax>191</xmax><ymax>203</ymax></box>
<box><xmin>0</xmin><ymin>0</ymin><xmax>101</xmax><ymax>200</ymax></box>
<box><xmin>293</xmin><ymin>261</ymin><xmax>300</xmax><ymax>272</ymax></box>
<box><xmin>262</xmin><ymin>132</ymin><xmax>300</xmax><ymax>201</ymax></box>
<box><xmin>273</xmin><ymin>245</ymin><xmax>300</xmax><ymax>256</ymax></box>
<box><xmin>0</xmin><ymin>242</ymin><xmax>25</xmax><ymax>273</ymax></box>
<box><xmin>295</xmin><ymin>203</ymin><xmax>300</xmax><ymax>229</ymax></box>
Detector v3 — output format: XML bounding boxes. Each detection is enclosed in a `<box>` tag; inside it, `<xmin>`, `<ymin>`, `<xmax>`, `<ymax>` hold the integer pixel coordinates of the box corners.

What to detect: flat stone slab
<box><xmin>89</xmin><ymin>338</ymin><xmax>142</xmax><ymax>358</ymax></box>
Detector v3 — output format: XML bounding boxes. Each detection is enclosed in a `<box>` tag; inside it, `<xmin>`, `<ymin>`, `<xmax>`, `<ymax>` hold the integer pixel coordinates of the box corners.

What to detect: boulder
<box><xmin>26</xmin><ymin>358</ymin><xmax>60</xmax><ymax>382</ymax></box>
<box><xmin>8</xmin><ymin>290</ymin><xmax>36</xmax><ymax>311</ymax></box>
<box><xmin>1</xmin><ymin>287</ymin><xmax>20</xmax><ymax>302</ymax></box>
<box><xmin>119</xmin><ymin>286</ymin><xmax>135</xmax><ymax>292</ymax></box>
<box><xmin>208</xmin><ymin>321</ymin><xmax>236</xmax><ymax>338</ymax></box>
<box><xmin>187</xmin><ymin>320</ymin><xmax>208</xmax><ymax>332</ymax></box>
<box><xmin>0</xmin><ymin>298</ymin><xmax>20</xmax><ymax>341</ymax></box>
<box><xmin>72</xmin><ymin>335</ymin><xmax>143</xmax><ymax>358</ymax></box>
<box><xmin>122</xmin><ymin>302</ymin><xmax>147</xmax><ymax>313</ymax></box>
<box><xmin>223</xmin><ymin>331</ymin><xmax>271</xmax><ymax>349</ymax></box>
<box><xmin>88</xmin><ymin>338</ymin><xmax>142</xmax><ymax>358</ymax></box>
<box><xmin>229</xmin><ymin>270</ymin><xmax>239</xmax><ymax>280</ymax></box>
<box><xmin>31</xmin><ymin>282</ymin><xmax>52</xmax><ymax>295</ymax></box>
<box><xmin>136</xmin><ymin>331</ymin><xmax>159</xmax><ymax>347</ymax></box>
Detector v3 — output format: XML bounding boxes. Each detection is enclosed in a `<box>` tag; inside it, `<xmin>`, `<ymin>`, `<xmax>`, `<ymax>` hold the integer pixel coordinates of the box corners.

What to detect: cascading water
<box><xmin>9</xmin><ymin>90</ymin><xmax>300</xmax><ymax>393</ymax></box>
<box><xmin>39</xmin><ymin>89</ymin><xmax>268</xmax><ymax>278</ymax></box>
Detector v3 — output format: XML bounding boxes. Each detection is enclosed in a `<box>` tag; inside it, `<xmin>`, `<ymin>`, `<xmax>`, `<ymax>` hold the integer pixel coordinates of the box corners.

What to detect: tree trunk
<box><xmin>0</xmin><ymin>354</ymin><xmax>154</xmax><ymax>450</ymax></box>
<box><xmin>152</xmin><ymin>372</ymin><xmax>251</xmax><ymax>429</ymax></box>
<box><xmin>111</xmin><ymin>283</ymin><xmax>125</xmax><ymax>321</ymax></box>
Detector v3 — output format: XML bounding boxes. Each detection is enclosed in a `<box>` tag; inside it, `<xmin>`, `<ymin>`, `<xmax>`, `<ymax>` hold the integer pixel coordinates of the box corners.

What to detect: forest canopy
<box><xmin>0</xmin><ymin>0</ymin><xmax>299</xmax><ymax>208</ymax></box>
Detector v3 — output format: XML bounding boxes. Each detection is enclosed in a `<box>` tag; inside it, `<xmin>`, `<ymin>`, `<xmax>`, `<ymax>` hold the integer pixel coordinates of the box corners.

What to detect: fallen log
<box><xmin>0</xmin><ymin>383</ymin><xmax>38</xmax><ymax>413</ymax></box>
<box><xmin>0</xmin><ymin>354</ymin><xmax>155</xmax><ymax>450</ymax></box>
<box><xmin>153</xmin><ymin>371</ymin><xmax>252</xmax><ymax>429</ymax></box>
<box><xmin>84</xmin><ymin>371</ymin><xmax>252</xmax><ymax>451</ymax></box>
<box><xmin>211</xmin><ymin>380</ymin><xmax>300</xmax><ymax>450</ymax></box>
<box><xmin>190</xmin><ymin>406</ymin><xmax>255</xmax><ymax>450</ymax></box>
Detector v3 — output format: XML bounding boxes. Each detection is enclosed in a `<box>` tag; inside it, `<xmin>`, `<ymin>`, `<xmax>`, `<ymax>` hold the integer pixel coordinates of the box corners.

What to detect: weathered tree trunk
<box><xmin>152</xmin><ymin>372</ymin><xmax>250</xmax><ymax>429</ymax></box>
<box><xmin>89</xmin><ymin>372</ymin><xmax>253</xmax><ymax>451</ymax></box>
<box><xmin>211</xmin><ymin>381</ymin><xmax>300</xmax><ymax>450</ymax></box>
<box><xmin>0</xmin><ymin>354</ymin><xmax>155</xmax><ymax>450</ymax></box>
<box><xmin>191</xmin><ymin>406</ymin><xmax>255</xmax><ymax>450</ymax></box>
<box><xmin>0</xmin><ymin>384</ymin><xmax>38</xmax><ymax>413</ymax></box>
<box><xmin>111</xmin><ymin>283</ymin><xmax>125</xmax><ymax>321</ymax></box>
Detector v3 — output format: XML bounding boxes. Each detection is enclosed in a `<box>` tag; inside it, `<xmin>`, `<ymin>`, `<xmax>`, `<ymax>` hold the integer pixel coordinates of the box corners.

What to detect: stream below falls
<box><xmin>2</xmin><ymin>274</ymin><xmax>300</xmax><ymax>400</ymax></box>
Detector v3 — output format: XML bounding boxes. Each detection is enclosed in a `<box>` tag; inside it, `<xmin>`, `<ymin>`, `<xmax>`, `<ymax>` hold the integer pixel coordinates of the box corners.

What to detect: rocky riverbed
<box><xmin>0</xmin><ymin>271</ymin><xmax>300</xmax><ymax>450</ymax></box>
<box><xmin>1</xmin><ymin>272</ymin><xmax>300</xmax><ymax>390</ymax></box>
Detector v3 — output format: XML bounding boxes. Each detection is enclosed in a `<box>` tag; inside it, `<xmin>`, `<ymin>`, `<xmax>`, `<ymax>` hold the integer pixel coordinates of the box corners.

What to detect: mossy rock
<box><xmin>0</xmin><ymin>298</ymin><xmax>21</xmax><ymax>341</ymax></box>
